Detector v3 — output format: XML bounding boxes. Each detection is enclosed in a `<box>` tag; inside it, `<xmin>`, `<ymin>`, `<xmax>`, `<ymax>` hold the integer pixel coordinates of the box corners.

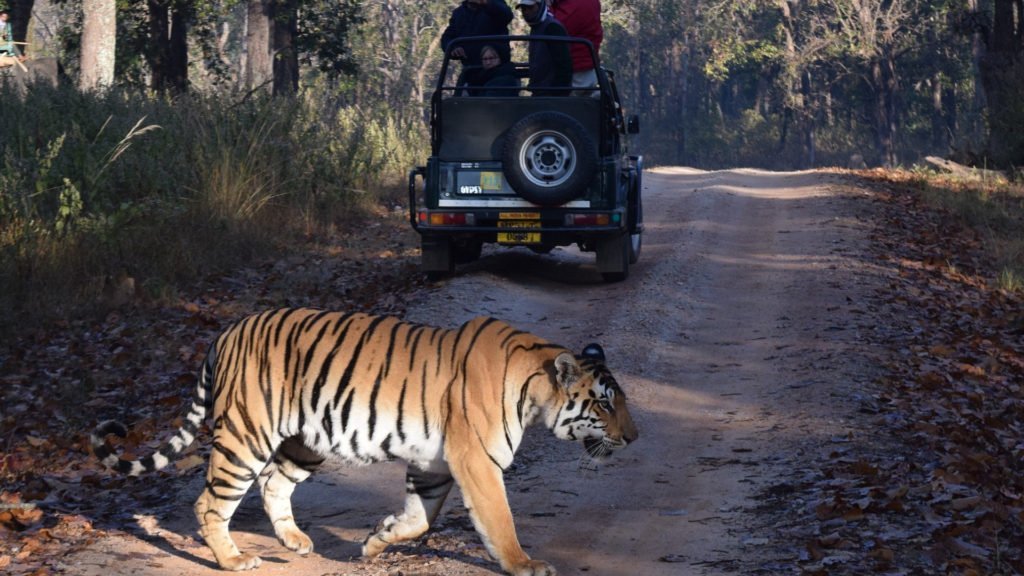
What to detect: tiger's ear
<box><xmin>554</xmin><ymin>352</ymin><xmax>582</xmax><ymax>388</ymax></box>
<box><xmin>581</xmin><ymin>343</ymin><xmax>605</xmax><ymax>361</ymax></box>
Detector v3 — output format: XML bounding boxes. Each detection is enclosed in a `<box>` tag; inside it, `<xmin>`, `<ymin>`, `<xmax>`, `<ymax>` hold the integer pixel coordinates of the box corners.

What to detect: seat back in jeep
<box><xmin>437</xmin><ymin>96</ymin><xmax>601</xmax><ymax>162</ymax></box>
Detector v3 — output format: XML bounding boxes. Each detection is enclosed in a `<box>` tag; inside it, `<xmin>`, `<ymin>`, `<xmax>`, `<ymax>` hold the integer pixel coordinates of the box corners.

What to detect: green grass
<box><xmin>0</xmin><ymin>83</ymin><xmax>428</xmax><ymax>335</ymax></box>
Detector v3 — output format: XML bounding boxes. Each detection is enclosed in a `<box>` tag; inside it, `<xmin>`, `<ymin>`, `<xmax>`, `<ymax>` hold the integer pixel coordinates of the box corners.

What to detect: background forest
<box><xmin>7</xmin><ymin>0</ymin><xmax>1023</xmax><ymax>170</ymax></box>
<box><xmin>0</xmin><ymin>0</ymin><xmax>1021</xmax><ymax>328</ymax></box>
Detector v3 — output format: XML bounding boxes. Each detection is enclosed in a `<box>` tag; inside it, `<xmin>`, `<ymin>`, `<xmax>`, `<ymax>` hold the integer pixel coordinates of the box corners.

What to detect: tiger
<box><xmin>91</xmin><ymin>308</ymin><xmax>638</xmax><ymax>576</ymax></box>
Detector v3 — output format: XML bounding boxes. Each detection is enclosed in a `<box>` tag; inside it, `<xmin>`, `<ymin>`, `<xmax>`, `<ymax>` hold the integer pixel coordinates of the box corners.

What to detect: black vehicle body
<box><xmin>409</xmin><ymin>35</ymin><xmax>642</xmax><ymax>281</ymax></box>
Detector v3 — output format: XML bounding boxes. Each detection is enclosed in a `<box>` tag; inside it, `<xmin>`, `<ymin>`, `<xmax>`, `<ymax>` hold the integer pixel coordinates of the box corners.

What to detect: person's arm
<box><xmin>441</xmin><ymin>8</ymin><xmax>460</xmax><ymax>54</ymax></box>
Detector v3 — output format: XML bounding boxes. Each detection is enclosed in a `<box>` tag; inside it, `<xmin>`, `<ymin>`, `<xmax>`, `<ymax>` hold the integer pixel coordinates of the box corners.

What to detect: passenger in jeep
<box><xmin>466</xmin><ymin>44</ymin><xmax>520</xmax><ymax>96</ymax></box>
<box><xmin>548</xmin><ymin>0</ymin><xmax>603</xmax><ymax>95</ymax></box>
<box><xmin>442</xmin><ymin>0</ymin><xmax>513</xmax><ymax>69</ymax></box>
<box><xmin>516</xmin><ymin>0</ymin><xmax>572</xmax><ymax>96</ymax></box>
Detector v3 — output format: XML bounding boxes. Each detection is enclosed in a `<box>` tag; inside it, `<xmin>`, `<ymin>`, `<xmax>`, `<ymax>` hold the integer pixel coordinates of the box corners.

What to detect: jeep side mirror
<box><xmin>627</xmin><ymin>115</ymin><xmax>639</xmax><ymax>134</ymax></box>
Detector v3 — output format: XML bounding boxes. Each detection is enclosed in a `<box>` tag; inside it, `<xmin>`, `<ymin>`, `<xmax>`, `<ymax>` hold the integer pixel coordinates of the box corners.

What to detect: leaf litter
<box><xmin>1</xmin><ymin>183</ymin><xmax>1022</xmax><ymax>575</ymax></box>
<box><xmin>743</xmin><ymin>177</ymin><xmax>1023</xmax><ymax>575</ymax></box>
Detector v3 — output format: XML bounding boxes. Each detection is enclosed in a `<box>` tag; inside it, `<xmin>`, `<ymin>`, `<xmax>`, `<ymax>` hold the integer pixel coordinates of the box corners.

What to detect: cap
<box><xmin>516</xmin><ymin>0</ymin><xmax>540</xmax><ymax>6</ymax></box>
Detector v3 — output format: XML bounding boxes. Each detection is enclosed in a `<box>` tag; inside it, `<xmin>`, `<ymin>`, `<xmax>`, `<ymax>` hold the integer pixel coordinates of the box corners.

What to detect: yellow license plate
<box><xmin>497</xmin><ymin>220</ymin><xmax>541</xmax><ymax>229</ymax></box>
<box><xmin>499</xmin><ymin>212</ymin><xmax>540</xmax><ymax>220</ymax></box>
<box><xmin>498</xmin><ymin>231</ymin><xmax>542</xmax><ymax>244</ymax></box>
<box><xmin>497</xmin><ymin>220</ymin><xmax>541</xmax><ymax>244</ymax></box>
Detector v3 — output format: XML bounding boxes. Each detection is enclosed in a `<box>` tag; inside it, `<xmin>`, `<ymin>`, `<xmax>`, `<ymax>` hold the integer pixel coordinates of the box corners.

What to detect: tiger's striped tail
<box><xmin>91</xmin><ymin>344</ymin><xmax>217</xmax><ymax>476</ymax></box>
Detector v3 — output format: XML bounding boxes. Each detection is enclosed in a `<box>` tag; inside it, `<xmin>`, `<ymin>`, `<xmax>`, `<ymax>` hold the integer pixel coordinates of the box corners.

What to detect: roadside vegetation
<box><xmin>861</xmin><ymin>167</ymin><xmax>1024</xmax><ymax>293</ymax></box>
<box><xmin>0</xmin><ymin>82</ymin><xmax>425</xmax><ymax>335</ymax></box>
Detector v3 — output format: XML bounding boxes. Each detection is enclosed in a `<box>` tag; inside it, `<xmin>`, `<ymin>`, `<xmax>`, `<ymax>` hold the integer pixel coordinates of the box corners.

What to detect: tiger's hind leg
<box><xmin>194</xmin><ymin>434</ymin><xmax>268</xmax><ymax>571</ymax></box>
<box><xmin>258</xmin><ymin>436</ymin><xmax>325</xmax><ymax>555</ymax></box>
<box><xmin>363</xmin><ymin>465</ymin><xmax>454</xmax><ymax>557</ymax></box>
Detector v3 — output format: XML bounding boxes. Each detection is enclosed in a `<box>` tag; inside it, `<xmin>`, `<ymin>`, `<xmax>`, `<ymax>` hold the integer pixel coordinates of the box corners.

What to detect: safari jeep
<box><xmin>408</xmin><ymin>35</ymin><xmax>643</xmax><ymax>282</ymax></box>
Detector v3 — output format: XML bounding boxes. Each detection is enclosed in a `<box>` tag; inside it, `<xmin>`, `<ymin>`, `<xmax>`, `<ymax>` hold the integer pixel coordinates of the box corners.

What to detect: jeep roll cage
<box><xmin>427</xmin><ymin>35</ymin><xmax>629</xmax><ymax>157</ymax></box>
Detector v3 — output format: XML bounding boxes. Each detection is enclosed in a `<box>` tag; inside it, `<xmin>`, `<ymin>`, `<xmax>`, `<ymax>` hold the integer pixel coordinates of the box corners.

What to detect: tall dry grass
<box><xmin>0</xmin><ymin>83</ymin><xmax>428</xmax><ymax>335</ymax></box>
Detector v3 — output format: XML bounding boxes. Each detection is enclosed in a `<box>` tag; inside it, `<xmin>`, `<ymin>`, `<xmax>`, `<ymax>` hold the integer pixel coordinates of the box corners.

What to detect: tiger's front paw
<box><xmin>218</xmin><ymin>551</ymin><xmax>263</xmax><ymax>571</ymax></box>
<box><xmin>509</xmin><ymin>559</ymin><xmax>556</xmax><ymax>576</ymax></box>
<box><xmin>278</xmin><ymin>527</ymin><xmax>314</xmax><ymax>555</ymax></box>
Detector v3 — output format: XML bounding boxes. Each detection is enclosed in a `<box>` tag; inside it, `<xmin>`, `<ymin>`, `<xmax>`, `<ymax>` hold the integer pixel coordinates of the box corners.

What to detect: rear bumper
<box><xmin>412</xmin><ymin>211</ymin><xmax>628</xmax><ymax>246</ymax></box>
<box><xmin>408</xmin><ymin>167</ymin><xmax>628</xmax><ymax>244</ymax></box>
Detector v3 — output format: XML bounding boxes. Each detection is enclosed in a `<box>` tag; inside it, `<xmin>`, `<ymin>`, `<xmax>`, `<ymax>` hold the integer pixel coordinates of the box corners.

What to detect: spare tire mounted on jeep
<box><xmin>502</xmin><ymin>111</ymin><xmax>598</xmax><ymax>206</ymax></box>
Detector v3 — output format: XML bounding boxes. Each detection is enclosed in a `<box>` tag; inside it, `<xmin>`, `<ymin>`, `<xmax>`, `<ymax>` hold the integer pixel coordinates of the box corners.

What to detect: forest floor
<box><xmin>1</xmin><ymin>168</ymin><xmax>1022</xmax><ymax>576</ymax></box>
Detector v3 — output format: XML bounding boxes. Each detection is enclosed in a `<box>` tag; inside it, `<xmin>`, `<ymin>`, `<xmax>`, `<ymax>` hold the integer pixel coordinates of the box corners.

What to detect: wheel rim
<box><xmin>518</xmin><ymin>130</ymin><xmax>576</xmax><ymax>188</ymax></box>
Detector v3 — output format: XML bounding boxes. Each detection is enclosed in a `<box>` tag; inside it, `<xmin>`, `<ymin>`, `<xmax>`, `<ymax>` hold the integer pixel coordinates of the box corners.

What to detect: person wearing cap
<box><xmin>548</xmin><ymin>0</ymin><xmax>602</xmax><ymax>94</ymax></box>
<box><xmin>516</xmin><ymin>0</ymin><xmax>572</xmax><ymax>96</ymax></box>
<box><xmin>441</xmin><ymin>0</ymin><xmax>514</xmax><ymax>69</ymax></box>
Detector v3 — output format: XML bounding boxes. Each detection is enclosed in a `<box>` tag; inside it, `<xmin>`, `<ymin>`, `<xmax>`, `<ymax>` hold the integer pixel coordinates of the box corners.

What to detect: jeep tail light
<box><xmin>419</xmin><ymin>211</ymin><xmax>474</xmax><ymax>226</ymax></box>
<box><xmin>564</xmin><ymin>213</ymin><xmax>612</xmax><ymax>226</ymax></box>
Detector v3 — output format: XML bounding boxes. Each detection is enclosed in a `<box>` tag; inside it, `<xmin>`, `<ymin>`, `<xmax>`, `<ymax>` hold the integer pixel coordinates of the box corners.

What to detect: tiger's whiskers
<box><xmin>577</xmin><ymin>439</ymin><xmax>613</xmax><ymax>472</ymax></box>
<box><xmin>577</xmin><ymin>452</ymin><xmax>600</xmax><ymax>473</ymax></box>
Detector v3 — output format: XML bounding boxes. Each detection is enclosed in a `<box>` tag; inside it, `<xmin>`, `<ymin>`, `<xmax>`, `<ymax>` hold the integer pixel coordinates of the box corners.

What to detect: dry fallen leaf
<box><xmin>24</xmin><ymin>436</ymin><xmax>48</xmax><ymax>448</ymax></box>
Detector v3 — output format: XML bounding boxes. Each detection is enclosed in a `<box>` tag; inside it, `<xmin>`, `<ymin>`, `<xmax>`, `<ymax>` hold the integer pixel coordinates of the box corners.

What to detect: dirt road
<box><xmin>64</xmin><ymin>168</ymin><xmax>884</xmax><ymax>575</ymax></box>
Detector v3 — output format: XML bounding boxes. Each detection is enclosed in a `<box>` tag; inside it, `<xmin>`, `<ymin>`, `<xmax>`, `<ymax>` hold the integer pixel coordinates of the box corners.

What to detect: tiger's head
<box><xmin>550</xmin><ymin>344</ymin><xmax>638</xmax><ymax>461</ymax></box>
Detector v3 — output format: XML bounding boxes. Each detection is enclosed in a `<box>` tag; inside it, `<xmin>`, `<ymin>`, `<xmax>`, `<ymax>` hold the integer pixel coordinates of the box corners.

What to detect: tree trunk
<box><xmin>777</xmin><ymin>0</ymin><xmax>800</xmax><ymax>158</ymax></box>
<box><xmin>148</xmin><ymin>1</ymin><xmax>187</xmax><ymax>94</ymax></box>
<box><xmin>963</xmin><ymin>0</ymin><xmax>987</xmax><ymax>146</ymax></box>
<box><xmin>885</xmin><ymin>55</ymin><xmax>900</xmax><ymax>167</ymax></box>
<box><xmin>632</xmin><ymin>32</ymin><xmax>642</xmax><ymax>126</ymax></box>
<box><xmin>26</xmin><ymin>0</ymin><xmax>62</xmax><ymax>58</ymax></box>
<box><xmin>80</xmin><ymin>0</ymin><xmax>116</xmax><ymax>90</ymax></box>
<box><xmin>147</xmin><ymin>0</ymin><xmax>169</xmax><ymax>92</ymax></box>
<box><xmin>676</xmin><ymin>41</ymin><xmax>690</xmax><ymax>164</ymax></box>
<box><xmin>870</xmin><ymin>57</ymin><xmax>898</xmax><ymax>168</ymax></box>
<box><xmin>245</xmin><ymin>0</ymin><xmax>272</xmax><ymax>94</ymax></box>
<box><xmin>10</xmin><ymin>0</ymin><xmax>31</xmax><ymax>55</ymax></box>
<box><xmin>412</xmin><ymin>23</ymin><xmax>445</xmax><ymax>124</ymax></box>
<box><xmin>216</xmin><ymin>21</ymin><xmax>232</xmax><ymax>72</ymax></box>
<box><xmin>168</xmin><ymin>6</ymin><xmax>188</xmax><ymax>93</ymax></box>
<box><xmin>272</xmin><ymin>0</ymin><xmax>298</xmax><ymax>96</ymax></box>
<box><xmin>801</xmin><ymin>70</ymin><xmax>815</xmax><ymax>167</ymax></box>
<box><xmin>978</xmin><ymin>0</ymin><xmax>1023</xmax><ymax>165</ymax></box>
<box><xmin>637</xmin><ymin>46</ymin><xmax>647</xmax><ymax>125</ymax></box>
<box><xmin>930</xmin><ymin>72</ymin><xmax>948</xmax><ymax>153</ymax></box>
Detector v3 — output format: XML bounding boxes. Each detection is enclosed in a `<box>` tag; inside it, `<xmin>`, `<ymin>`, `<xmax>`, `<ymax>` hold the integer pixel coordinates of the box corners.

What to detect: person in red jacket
<box><xmin>547</xmin><ymin>0</ymin><xmax>602</xmax><ymax>94</ymax></box>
